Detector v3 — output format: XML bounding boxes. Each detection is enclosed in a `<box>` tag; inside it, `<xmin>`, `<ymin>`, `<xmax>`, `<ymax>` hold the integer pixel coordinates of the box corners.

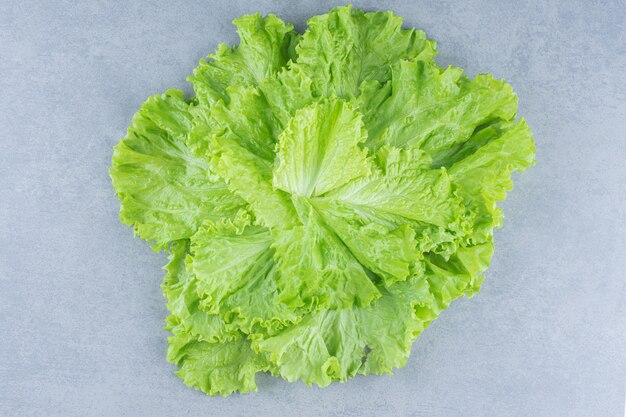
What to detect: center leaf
<box><xmin>273</xmin><ymin>98</ymin><xmax>370</xmax><ymax>197</ymax></box>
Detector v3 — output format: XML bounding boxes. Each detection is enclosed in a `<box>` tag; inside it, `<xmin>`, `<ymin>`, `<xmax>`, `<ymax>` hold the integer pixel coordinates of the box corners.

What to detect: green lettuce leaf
<box><xmin>110</xmin><ymin>90</ymin><xmax>244</xmax><ymax>248</ymax></box>
<box><xmin>162</xmin><ymin>240</ymin><xmax>234</xmax><ymax>343</ymax></box>
<box><xmin>190</xmin><ymin>13</ymin><xmax>298</xmax><ymax>106</ymax></box>
<box><xmin>448</xmin><ymin>119</ymin><xmax>536</xmax><ymax>244</ymax></box>
<box><xmin>166</xmin><ymin>320</ymin><xmax>272</xmax><ymax>396</ymax></box>
<box><xmin>209</xmin><ymin>85</ymin><xmax>298</xmax><ymax>229</ymax></box>
<box><xmin>190</xmin><ymin>214</ymin><xmax>301</xmax><ymax>334</ymax></box>
<box><xmin>294</xmin><ymin>5</ymin><xmax>437</xmax><ymax>98</ymax></box>
<box><xmin>111</xmin><ymin>6</ymin><xmax>535</xmax><ymax>396</ymax></box>
<box><xmin>273</xmin><ymin>99</ymin><xmax>369</xmax><ymax>197</ymax></box>
<box><xmin>255</xmin><ymin>271</ymin><xmax>433</xmax><ymax>386</ymax></box>
<box><xmin>357</xmin><ymin>59</ymin><xmax>518</xmax><ymax>154</ymax></box>
<box><xmin>271</xmin><ymin>197</ymin><xmax>381</xmax><ymax>310</ymax></box>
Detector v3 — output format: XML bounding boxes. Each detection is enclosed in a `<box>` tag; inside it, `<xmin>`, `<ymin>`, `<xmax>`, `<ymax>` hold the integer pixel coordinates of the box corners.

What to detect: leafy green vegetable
<box><xmin>111</xmin><ymin>5</ymin><xmax>535</xmax><ymax>396</ymax></box>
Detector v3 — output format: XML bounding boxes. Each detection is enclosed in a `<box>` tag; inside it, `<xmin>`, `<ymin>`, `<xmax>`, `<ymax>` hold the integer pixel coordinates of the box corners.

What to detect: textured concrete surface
<box><xmin>1</xmin><ymin>1</ymin><xmax>625</xmax><ymax>416</ymax></box>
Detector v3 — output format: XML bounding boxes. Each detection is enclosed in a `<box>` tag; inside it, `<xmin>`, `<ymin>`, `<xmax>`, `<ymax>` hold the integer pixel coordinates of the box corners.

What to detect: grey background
<box><xmin>1</xmin><ymin>0</ymin><xmax>624</xmax><ymax>416</ymax></box>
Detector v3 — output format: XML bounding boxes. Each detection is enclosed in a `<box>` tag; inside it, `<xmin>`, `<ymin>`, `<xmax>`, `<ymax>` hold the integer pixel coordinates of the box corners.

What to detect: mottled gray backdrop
<box><xmin>1</xmin><ymin>1</ymin><xmax>624</xmax><ymax>416</ymax></box>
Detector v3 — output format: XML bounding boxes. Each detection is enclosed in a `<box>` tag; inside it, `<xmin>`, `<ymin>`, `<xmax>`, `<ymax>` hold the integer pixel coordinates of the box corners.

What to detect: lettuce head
<box><xmin>110</xmin><ymin>5</ymin><xmax>535</xmax><ymax>396</ymax></box>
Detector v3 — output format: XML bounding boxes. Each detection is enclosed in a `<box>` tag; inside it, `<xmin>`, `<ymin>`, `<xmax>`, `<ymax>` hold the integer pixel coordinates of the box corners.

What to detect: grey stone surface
<box><xmin>1</xmin><ymin>0</ymin><xmax>625</xmax><ymax>416</ymax></box>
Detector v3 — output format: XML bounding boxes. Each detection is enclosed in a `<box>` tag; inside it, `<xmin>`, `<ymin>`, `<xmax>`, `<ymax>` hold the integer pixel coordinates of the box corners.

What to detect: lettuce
<box><xmin>110</xmin><ymin>5</ymin><xmax>535</xmax><ymax>396</ymax></box>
